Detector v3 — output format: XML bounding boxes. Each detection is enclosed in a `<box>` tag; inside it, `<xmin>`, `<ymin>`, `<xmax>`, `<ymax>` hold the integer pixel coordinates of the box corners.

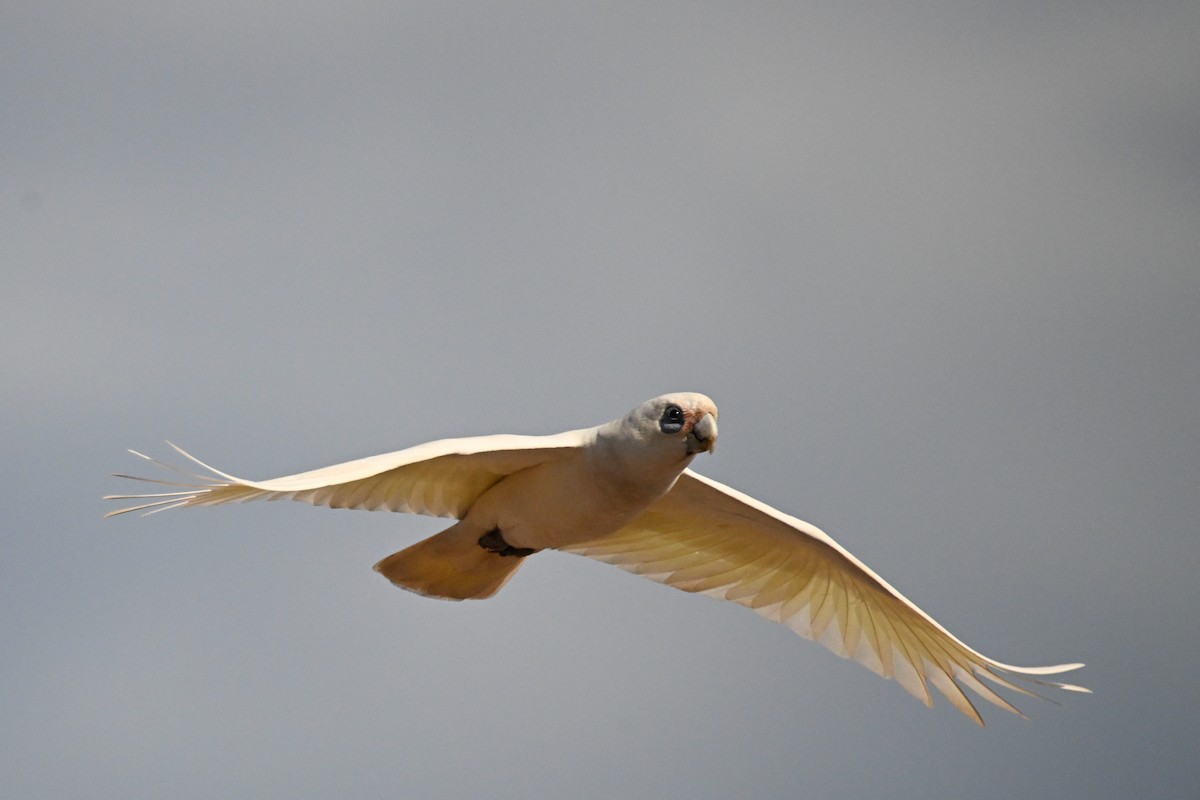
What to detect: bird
<box><xmin>105</xmin><ymin>391</ymin><xmax>1088</xmax><ymax>724</ymax></box>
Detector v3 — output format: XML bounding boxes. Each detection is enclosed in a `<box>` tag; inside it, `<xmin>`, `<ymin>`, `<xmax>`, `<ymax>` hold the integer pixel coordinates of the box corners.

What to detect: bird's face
<box><xmin>634</xmin><ymin>392</ymin><xmax>719</xmax><ymax>459</ymax></box>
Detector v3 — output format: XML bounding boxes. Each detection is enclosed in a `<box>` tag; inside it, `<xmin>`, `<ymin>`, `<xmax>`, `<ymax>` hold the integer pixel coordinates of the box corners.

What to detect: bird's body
<box><xmin>107</xmin><ymin>392</ymin><xmax>1087</xmax><ymax>724</ymax></box>
<box><xmin>462</xmin><ymin>449</ymin><xmax>651</xmax><ymax>551</ymax></box>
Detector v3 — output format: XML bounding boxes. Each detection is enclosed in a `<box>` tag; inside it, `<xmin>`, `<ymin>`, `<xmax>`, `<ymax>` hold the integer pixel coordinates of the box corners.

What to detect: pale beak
<box><xmin>686</xmin><ymin>412</ymin><xmax>718</xmax><ymax>455</ymax></box>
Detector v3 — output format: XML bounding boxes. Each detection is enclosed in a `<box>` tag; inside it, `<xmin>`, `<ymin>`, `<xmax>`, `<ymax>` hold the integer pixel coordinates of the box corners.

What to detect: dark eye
<box><xmin>659</xmin><ymin>404</ymin><xmax>685</xmax><ymax>434</ymax></box>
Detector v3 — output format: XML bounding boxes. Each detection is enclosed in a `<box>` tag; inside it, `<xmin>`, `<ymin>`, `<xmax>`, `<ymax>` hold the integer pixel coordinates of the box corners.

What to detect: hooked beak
<box><xmin>686</xmin><ymin>412</ymin><xmax>718</xmax><ymax>455</ymax></box>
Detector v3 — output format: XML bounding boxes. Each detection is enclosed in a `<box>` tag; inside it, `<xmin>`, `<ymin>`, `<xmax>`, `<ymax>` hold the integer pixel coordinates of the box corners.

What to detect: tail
<box><xmin>374</xmin><ymin>522</ymin><xmax>528</xmax><ymax>600</ymax></box>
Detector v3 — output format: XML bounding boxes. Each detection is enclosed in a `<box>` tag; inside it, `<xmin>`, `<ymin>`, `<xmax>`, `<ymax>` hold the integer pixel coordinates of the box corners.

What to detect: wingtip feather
<box><xmin>105</xmin><ymin>444</ymin><xmax>233</xmax><ymax>517</ymax></box>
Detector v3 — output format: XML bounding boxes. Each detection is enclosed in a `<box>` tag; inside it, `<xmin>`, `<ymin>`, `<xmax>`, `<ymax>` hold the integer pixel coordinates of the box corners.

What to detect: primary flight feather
<box><xmin>106</xmin><ymin>392</ymin><xmax>1087</xmax><ymax>724</ymax></box>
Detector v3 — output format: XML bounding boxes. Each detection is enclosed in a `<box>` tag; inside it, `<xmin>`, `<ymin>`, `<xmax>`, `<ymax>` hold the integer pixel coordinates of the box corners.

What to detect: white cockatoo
<box><xmin>106</xmin><ymin>392</ymin><xmax>1087</xmax><ymax>724</ymax></box>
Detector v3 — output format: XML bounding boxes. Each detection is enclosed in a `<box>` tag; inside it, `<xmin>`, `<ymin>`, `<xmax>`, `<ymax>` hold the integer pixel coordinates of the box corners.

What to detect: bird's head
<box><xmin>622</xmin><ymin>392</ymin><xmax>719</xmax><ymax>459</ymax></box>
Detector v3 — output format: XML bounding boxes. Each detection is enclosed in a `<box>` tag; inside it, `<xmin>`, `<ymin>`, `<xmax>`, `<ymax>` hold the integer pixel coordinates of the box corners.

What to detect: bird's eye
<box><xmin>659</xmin><ymin>404</ymin><xmax>685</xmax><ymax>434</ymax></box>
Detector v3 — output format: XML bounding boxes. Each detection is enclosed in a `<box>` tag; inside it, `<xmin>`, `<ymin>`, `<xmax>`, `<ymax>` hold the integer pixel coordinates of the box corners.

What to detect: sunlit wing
<box><xmin>562</xmin><ymin>470</ymin><xmax>1089</xmax><ymax>724</ymax></box>
<box><xmin>104</xmin><ymin>430</ymin><xmax>589</xmax><ymax>519</ymax></box>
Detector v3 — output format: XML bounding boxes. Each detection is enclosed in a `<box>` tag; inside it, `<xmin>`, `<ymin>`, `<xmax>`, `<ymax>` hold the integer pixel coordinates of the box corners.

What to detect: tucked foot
<box><xmin>478</xmin><ymin>529</ymin><xmax>538</xmax><ymax>558</ymax></box>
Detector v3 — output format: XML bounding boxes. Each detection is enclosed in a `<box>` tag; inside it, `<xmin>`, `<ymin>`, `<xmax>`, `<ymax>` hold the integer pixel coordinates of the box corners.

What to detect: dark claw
<box><xmin>478</xmin><ymin>529</ymin><xmax>537</xmax><ymax>558</ymax></box>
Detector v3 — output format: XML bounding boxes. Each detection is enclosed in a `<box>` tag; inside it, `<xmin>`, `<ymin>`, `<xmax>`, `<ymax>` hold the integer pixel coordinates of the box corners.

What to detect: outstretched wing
<box><xmin>105</xmin><ymin>430</ymin><xmax>590</xmax><ymax>520</ymax></box>
<box><xmin>562</xmin><ymin>470</ymin><xmax>1088</xmax><ymax>724</ymax></box>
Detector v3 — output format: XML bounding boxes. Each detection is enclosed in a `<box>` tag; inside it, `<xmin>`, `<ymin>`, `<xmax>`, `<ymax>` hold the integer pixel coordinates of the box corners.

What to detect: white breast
<box><xmin>464</xmin><ymin>455</ymin><xmax>683</xmax><ymax>551</ymax></box>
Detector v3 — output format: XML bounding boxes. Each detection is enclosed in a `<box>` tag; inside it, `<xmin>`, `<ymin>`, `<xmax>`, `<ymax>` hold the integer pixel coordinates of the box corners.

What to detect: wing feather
<box><xmin>563</xmin><ymin>469</ymin><xmax>1087</xmax><ymax>724</ymax></box>
<box><xmin>105</xmin><ymin>431</ymin><xmax>588</xmax><ymax>520</ymax></box>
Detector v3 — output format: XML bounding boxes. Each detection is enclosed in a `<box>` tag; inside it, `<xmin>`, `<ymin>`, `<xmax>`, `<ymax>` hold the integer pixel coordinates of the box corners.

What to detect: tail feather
<box><xmin>374</xmin><ymin>522</ymin><xmax>527</xmax><ymax>600</ymax></box>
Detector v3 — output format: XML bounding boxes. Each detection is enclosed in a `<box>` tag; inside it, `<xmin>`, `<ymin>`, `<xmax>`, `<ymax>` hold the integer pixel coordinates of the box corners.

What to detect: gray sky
<box><xmin>4</xmin><ymin>2</ymin><xmax>1198</xmax><ymax>798</ymax></box>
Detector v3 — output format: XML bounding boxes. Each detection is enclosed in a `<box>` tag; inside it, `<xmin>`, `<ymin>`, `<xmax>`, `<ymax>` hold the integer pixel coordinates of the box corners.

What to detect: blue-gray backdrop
<box><xmin>5</xmin><ymin>2</ymin><xmax>1197</xmax><ymax>798</ymax></box>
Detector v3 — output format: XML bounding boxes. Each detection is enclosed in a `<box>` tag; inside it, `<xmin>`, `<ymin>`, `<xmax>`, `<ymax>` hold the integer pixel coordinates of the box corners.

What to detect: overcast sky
<box><xmin>3</xmin><ymin>2</ymin><xmax>1198</xmax><ymax>798</ymax></box>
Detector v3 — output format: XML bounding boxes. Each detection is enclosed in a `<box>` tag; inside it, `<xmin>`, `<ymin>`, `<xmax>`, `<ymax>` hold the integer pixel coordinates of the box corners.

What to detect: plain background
<box><xmin>4</xmin><ymin>2</ymin><xmax>1197</xmax><ymax>798</ymax></box>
